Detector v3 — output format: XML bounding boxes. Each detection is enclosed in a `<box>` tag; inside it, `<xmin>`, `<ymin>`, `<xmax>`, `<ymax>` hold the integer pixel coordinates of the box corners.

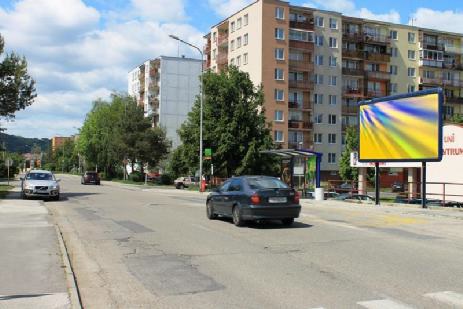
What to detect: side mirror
<box><xmin>56</xmin><ymin>179</ymin><xmax>61</xmax><ymax>182</ymax></box>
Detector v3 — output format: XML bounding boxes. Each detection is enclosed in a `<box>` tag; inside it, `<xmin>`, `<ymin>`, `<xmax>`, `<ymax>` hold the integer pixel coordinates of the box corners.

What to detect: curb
<box><xmin>54</xmin><ymin>225</ymin><xmax>82</xmax><ymax>309</ymax></box>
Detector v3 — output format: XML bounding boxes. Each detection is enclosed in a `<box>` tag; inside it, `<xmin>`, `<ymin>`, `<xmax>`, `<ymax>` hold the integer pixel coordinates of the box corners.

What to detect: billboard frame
<box><xmin>358</xmin><ymin>88</ymin><xmax>444</xmax><ymax>163</ymax></box>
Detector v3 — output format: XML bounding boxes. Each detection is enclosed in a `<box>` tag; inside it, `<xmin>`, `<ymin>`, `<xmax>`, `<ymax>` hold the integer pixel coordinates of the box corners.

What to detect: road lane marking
<box><xmin>300</xmin><ymin>213</ymin><xmax>364</xmax><ymax>231</ymax></box>
<box><xmin>357</xmin><ymin>299</ymin><xmax>412</xmax><ymax>309</ymax></box>
<box><xmin>191</xmin><ymin>223</ymin><xmax>215</xmax><ymax>232</ymax></box>
<box><xmin>424</xmin><ymin>291</ymin><xmax>463</xmax><ymax>307</ymax></box>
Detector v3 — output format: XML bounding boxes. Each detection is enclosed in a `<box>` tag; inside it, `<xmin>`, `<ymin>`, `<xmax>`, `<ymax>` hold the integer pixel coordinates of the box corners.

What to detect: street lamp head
<box><xmin>169</xmin><ymin>34</ymin><xmax>180</xmax><ymax>41</ymax></box>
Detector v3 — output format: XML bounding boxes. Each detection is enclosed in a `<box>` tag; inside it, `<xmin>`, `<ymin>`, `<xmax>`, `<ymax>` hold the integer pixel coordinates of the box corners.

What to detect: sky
<box><xmin>0</xmin><ymin>0</ymin><xmax>462</xmax><ymax>138</ymax></box>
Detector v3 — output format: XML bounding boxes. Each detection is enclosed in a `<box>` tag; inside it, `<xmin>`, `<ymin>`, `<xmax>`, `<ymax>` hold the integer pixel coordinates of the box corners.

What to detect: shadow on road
<box><xmin>216</xmin><ymin>217</ymin><xmax>313</xmax><ymax>229</ymax></box>
<box><xmin>2</xmin><ymin>191</ymin><xmax>100</xmax><ymax>202</ymax></box>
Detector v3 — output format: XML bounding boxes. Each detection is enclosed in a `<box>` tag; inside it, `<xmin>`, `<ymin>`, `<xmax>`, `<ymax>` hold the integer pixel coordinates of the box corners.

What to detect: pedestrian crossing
<box><xmin>309</xmin><ymin>291</ymin><xmax>463</xmax><ymax>309</ymax></box>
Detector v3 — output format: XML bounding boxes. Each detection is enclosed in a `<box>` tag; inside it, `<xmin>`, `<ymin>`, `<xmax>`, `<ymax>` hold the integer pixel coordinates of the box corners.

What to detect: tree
<box><xmin>339</xmin><ymin>126</ymin><xmax>359</xmax><ymax>181</ymax></box>
<box><xmin>171</xmin><ymin>66</ymin><xmax>278</xmax><ymax>178</ymax></box>
<box><xmin>451</xmin><ymin>113</ymin><xmax>463</xmax><ymax>124</ymax></box>
<box><xmin>0</xmin><ymin>34</ymin><xmax>36</xmax><ymax>123</ymax></box>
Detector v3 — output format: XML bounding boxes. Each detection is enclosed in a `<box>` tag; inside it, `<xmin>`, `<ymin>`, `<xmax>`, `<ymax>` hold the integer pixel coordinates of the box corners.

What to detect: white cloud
<box><xmin>131</xmin><ymin>0</ymin><xmax>186</xmax><ymax>21</ymax></box>
<box><xmin>208</xmin><ymin>0</ymin><xmax>254</xmax><ymax>18</ymax></box>
<box><xmin>411</xmin><ymin>8</ymin><xmax>463</xmax><ymax>33</ymax></box>
<box><xmin>303</xmin><ymin>0</ymin><xmax>400</xmax><ymax>23</ymax></box>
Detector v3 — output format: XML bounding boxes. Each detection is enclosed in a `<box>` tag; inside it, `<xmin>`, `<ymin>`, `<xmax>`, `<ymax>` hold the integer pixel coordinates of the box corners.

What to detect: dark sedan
<box><xmin>206</xmin><ymin>176</ymin><xmax>301</xmax><ymax>226</ymax></box>
<box><xmin>81</xmin><ymin>171</ymin><xmax>101</xmax><ymax>185</ymax></box>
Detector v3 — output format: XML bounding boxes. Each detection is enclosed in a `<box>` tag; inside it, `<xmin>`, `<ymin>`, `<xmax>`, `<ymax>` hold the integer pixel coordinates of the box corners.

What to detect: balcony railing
<box><xmin>342</xmin><ymin>49</ymin><xmax>364</xmax><ymax>59</ymax></box>
<box><xmin>289</xmin><ymin>59</ymin><xmax>314</xmax><ymax>71</ymax></box>
<box><xmin>289</xmin><ymin>80</ymin><xmax>313</xmax><ymax>89</ymax></box>
<box><xmin>365</xmin><ymin>52</ymin><xmax>390</xmax><ymax>62</ymax></box>
<box><xmin>217</xmin><ymin>53</ymin><xmax>228</xmax><ymax>65</ymax></box>
<box><xmin>342</xmin><ymin>67</ymin><xmax>364</xmax><ymax>76</ymax></box>
<box><xmin>288</xmin><ymin>100</ymin><xmax>312</xmax><ymax>110</ymax></box>
<box><xmin>420</xmin><ymin>77</ymin><xmax>441</xmax><ymax>85</ymax></box>
<box><xmin>364</xmin><ymin>34</ymin><xmax>390</xmax><ymax>44</ymax></box>
<box><xmin>443</xmin><ymin>62</ymin><xmax>463</xmax><ymax>70</ymax></box>
<box><xmin>288</xmin><ymin>120</ymin><xmax>313</xmax><ymax>130</ymax></box>
<box><xmin>443</xmin><ymin>79</ymin><xmax>463</xmax><ymax>87</ymax></box>
<box><xmin>422</xmin><ymin>42</ymin><xmax>445</xmax><ymax>51</ymax></box>
<box><xmin>342</xmin><ymin>32</ymin><xmax>364</xmax><ymax>42</ymax></box>
<box><xmin>342</xmin><ymin>105</ymin><xmax>358</xmax><ymax>114</ymax></box>
<box><xmin>446</xmin><ymin>96</ymin><xmax>463</xmax><ymax>104</ymax></box>
<box><xmin>289</xmin><ymin>40</ymin><xmax>314</xmax><ymax>50</ymax></box>
<box><xmin>420</xmin><ymin>59</ymin><xmax>443</xmax><ymax>68</ymax></box>
<box><xmin>289</xmin><ymin>20</ymin><xmax>314</xmax><ymax>31</ymax></box>
<box><xmin>366</xmin><ymin>71</ymin><xmax>390</xmax><ymax>80</ymax></box>
<box><xmin>342</xmin><ymin>87</ymin><xmax>364</xmax><ymax>96</ymax></box>
<box><xmin>366</xmin><ymin>89</ymin><xmax>387</xmax><ymax>98</ymax></box>
<box><xmin>217</xmin><ymin>34</ymin><xmax>228</xmax><ymax>46</ymax></box>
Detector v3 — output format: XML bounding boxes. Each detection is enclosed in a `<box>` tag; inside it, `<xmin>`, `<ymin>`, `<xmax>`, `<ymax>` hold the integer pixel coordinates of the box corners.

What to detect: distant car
<box><xmin>206</xmin><ymin>176</ymin><xmax>301</xmax><ymax>226</ymax></box>
<box><xmin>391</xmin><ymin>181</ymin><xmax>404</xmax><ymax>192</ymax></box>
<box><xmin>324</xmin><ymin>191</ymin><xmax>340</xmax><ymax>199</ymax></box>
<box><xmin>81</xmin><ymin>171</ymin><xmax>100</xmax><ymax>185</ymax></box>
<box><xmin>20</xmin><ymin>170</ymin><xmax>60</xmax><ymax>201</ymax></box>
<box><xmin>174</xmin><ymin>176</ymin><xmax>197</xmax><ymax>189</ymax></box>
<box><xmin>336</xmin><ymin>194</ymin><xmax>374</xmax><ymax>203</ymax></box>
<box><xmin>334</xmin><ymin>182</ymin><xmax>358</xmax><ymax>194</ymax></box>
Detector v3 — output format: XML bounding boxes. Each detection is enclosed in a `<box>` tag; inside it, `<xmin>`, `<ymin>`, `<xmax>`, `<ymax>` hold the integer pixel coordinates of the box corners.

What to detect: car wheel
<box><xmin>282</xmin><ymin>218</ymin><xmax>294</xmax><ymax>226</ymax></box>
<box><xmin>232</xmin><ymin>206</ymin><xmax>244</xmax><ymax>227</ymax></box>
<box><xmin>179</xmin><ymin>183</ymin><xmax>184</xmax><ymax>189</ymax></box>
<box><xmin>21</xmin><ymin>191</ymin><xmax>27</xmax><ymax>200</ymax></box>
<box><xmin>206</xmin><ymin>201</ymin><xmax>217</xmax><ymax>220</ymax></box>
<box><xmin>54</xmin><ymin>194</ymin><xmax>60</xmax><ymax>201</ymax></box>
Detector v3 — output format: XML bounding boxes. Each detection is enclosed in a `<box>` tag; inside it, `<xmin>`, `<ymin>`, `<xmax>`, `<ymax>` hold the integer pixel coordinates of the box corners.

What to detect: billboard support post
<box><xmin>421</xmin><ymin>162</ymin><xmax>427</xmax><ymax>208</ymax></box>
<box><xmin>375</xmin><ymin>162</ymin><xmax>380</xmax><ymax>206</ymax></box>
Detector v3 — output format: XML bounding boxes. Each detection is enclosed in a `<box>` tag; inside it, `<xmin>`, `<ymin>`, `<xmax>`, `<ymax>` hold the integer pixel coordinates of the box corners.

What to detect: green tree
<box><xmin>171</xmin><ymin>67</ymin><xmax>278</xmax><ymax>178</ymax></box>
<box><xmin>451</xmin><ymin>113</ymin><xmax>463</xmax><ymax>124</ymax></box>
<box><xmin>339</xmin><ymin>126</ymin><xmax>359</xmax><ymax>181</ymax></box>
<box><xmin>54</xmin><ymin>139</ymin><xmax>78</xmax><ymax>173</ymax></box>
<box><xmin>0</xmin><ymin>34</ymin><xmax>36</xmax><ymax>123</ymax></box>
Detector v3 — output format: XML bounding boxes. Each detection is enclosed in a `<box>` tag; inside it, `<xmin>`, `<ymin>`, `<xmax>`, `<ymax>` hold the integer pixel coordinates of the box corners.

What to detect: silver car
<box><xmin>20</xmin><ymin>170</ymin><xmax>61</xmax><ymax>201</ymax></box>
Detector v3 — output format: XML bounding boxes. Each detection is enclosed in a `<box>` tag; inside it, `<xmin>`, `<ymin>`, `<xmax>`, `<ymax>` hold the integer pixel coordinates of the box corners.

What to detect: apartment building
<box><xmin>204</xmin><ymin>0</ymin><xmax>463</xmax><ymax>178</ymax></box>
<box><xmin>128</xmin><ymin>56</ymin><xmax>202</xmax><ymax>148</ymax></box>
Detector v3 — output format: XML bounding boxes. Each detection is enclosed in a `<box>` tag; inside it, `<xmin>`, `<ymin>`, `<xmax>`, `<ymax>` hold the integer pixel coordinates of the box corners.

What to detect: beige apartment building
<box><xmin>204</xmin><ymin>0</ymin><xmax>463</xmax><ymax>178</ymax></box>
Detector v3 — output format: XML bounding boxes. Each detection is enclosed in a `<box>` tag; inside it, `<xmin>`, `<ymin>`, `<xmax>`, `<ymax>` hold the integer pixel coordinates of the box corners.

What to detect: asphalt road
<box><xmin>46</xmin><ymin>174</ymin><xmax>463</xmax><ymax>309</ymax></box>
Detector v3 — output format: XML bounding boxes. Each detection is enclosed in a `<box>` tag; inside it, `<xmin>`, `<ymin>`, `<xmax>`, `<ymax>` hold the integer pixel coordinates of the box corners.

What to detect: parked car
<box><xmin>324</xmin><ymin>191</ymin><xmax>340</xmax><ymax>199</ymax></box>
<box><xmin>336</xmin><ymin>194</ymin><xmax>375</xmax><ymax>203</ymax></box>
<box><xmin>334</xmin><ymin>182</ymin><xmax>358</xmax><ymax>194</ymax></box>
<box><xmin>206</xmin><ymin>176</ymin><xmax>301</xmax><ymax>226</ymax></box>
<box><xmin>81</xmin><ymin>171</ymin><xmax>100</xmax><ymax>185</ymax></box>
<box><xmin>20</xmin><ymin>170</ymin><xmax>60</xmax><ymax>201</ymax></box>
<box><xmin>174</xmin><ymin>176</ymin><xmax>198</xmax><ymax>189</ymax></box>
<box><xmin>391</xmin><ymin>181</ymin><xmax>404</xmax><ymax>192</ymax></box>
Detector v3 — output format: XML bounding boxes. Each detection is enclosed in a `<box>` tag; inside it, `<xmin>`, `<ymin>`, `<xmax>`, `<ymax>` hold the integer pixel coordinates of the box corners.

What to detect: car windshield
<box><xmin>247</xmin><ymin>177</ymin><xmax>288</xmax><ymax>189</ymax></box>
<box><xmin>26</xmin><ymin>173</ymin><xmax>53</xmax><ymax>181</ymax></box>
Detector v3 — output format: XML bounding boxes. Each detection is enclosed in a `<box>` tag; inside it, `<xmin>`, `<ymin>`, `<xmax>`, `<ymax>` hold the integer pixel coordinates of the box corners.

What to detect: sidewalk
<box><xmin>0</xmin><ymin>187</ymin><xmax>77</xmax><ymax>309</ymax></box>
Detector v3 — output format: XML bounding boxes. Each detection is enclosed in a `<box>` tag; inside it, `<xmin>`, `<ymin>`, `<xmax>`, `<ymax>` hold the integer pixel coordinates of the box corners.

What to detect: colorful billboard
<box><xmin>359</xmin><ymin>89</ymin><xmax>443</xmax><ymax>162</ymax></box>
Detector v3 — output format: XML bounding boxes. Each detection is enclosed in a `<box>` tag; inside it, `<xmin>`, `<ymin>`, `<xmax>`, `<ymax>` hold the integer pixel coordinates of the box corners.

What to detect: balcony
<box><xmin>444</xmin><ymin>45</ymin><xmax>461</xmax><ymax>54</ymax></box>
<box><xmin>366</xmin><ymin>70</ymin><xmax>390</xmax><ymax>81</ymax></box>
<box><xmin>148</xmin><ymin>82</ymin><xmax>159</xmax><ymax>93</ymax></box>
<box><xmin>420</xmin><ymin>59</ymin><xmax>443</xmax><ymax>68</ymax></box>
<box><xmin>366</xmin><ymin>89</ymin><xmax>387</xmax><ymax>98</ymax></box>
<box><xmin>289</xmin><ymin>40</ymin><xmax>314</xmax><ymax>50</ymax></box>
<box><xmin>446</xmin><ymin>96</ymin><xmax>463</xmax><ymax>104</ymax></box>
<box><xmin>217</xmin><ymin>53</ymin><xmax>228</xmax><ymax>65</ymax></box>
<box><xmin>289</xmin><ymin>80</ymin><xmax>313</xmax><ymax>89</ymax></box>
<box><xmin>420</xmin><ymin>77</ymin><xmax>441</xmax><ymax>85</ymax></box>
<box><xmin>365</xmin><ymin>52</ymin><xmax>390</xmax><ymax>62</ymax></box>
<box><xmin>342</xmin><ymin>49</ymin><xmax>364</xmax><ymax>59</ymax></box>
<box><xmin>422</xmin><ymin>42</ymin><xmax>445</xmax><ymax>51</ymax></box>
<box><xmin>443</xmin><ymin>79</ymin><xmax>463</xmax><ymax>87</ymax></box>
<box><xmin>288</xmin><ymin>120</ymin><xmax>313</xmax><ymax>130</ymax></box>
<box><xmin>290</xmin><ymin>20</ymin><xmax>314</xmax><ymax>31</ymax></box>
<box><xmin>343</xmin><ymin>87</ymin><xmax>364</xmax><ymax>97</ymax></box>
<box><xmin>342</xmin><ymin>67</ymin><xmax>364</xmax><ymax>76</ymax></box>
<box><xmin>342</xmin><ymin>105</ymin><xmax>358</xmax><ymax>114</ymax></box>
<box><xmin>288</xmin><ymin>100</ymin><xmax>312</xmax><ymax>110</ymax></box>
<box><xmin>289</xmin><ymin>59</ymin><xmax>314</xmax><ymax>71</ymax></box>
<box><xmin>149</xmin><ymin>97</ymin><xmax>159</xmax><ymax>109</ymax></box>
<box><xmin>342</xmin><ymin>32</ymin><xmax>364</xmax><ymax>43</ymax></box>
<box><xmin>217</xmin><ymin>34</ymin><xmax>228</xmax><ymax>47</ymax></box>
<box><xmin>364</xmin><ymin>34</ymin><xmax>390</xmax><ymax>44</ymax></box>
<box><xmin>443</xmin><ymin>62</ymin><xmax>463</xmax><ymax>70</ymax></box>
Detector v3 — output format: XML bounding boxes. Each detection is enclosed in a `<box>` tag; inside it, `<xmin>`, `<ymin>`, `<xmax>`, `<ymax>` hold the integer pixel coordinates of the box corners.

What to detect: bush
<box><xmin>129</xmin><ymin>171</ymin><xmax>144</xmax><ymax>182</ymax></box>
<box><xmin>159</xmin><ymin>173</ymin><xmax>173</xmax><ymax>185</ymax></box>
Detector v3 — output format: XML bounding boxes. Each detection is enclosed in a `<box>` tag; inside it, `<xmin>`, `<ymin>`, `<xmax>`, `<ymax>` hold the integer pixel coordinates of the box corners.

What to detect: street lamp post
<box><xmin>169</xmin><ymin>34</ymin><xmax>204</xmax><ymax>191</ymax></box>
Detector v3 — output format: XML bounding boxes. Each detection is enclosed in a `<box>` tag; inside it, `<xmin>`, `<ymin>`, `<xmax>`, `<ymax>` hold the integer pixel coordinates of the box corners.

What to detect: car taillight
<box><xmin>294</xmin><ymin>191</ymin><xmax>300</xmax><ymax>204</ymax></box>
<box><xmin>250</xmin><ymin>194</ymin><xmax>261</xmax><ymax>205</ymax></box>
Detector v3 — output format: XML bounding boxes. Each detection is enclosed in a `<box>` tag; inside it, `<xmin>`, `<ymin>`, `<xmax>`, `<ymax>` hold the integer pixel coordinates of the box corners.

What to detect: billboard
<box><xmin>359</xmin><ymin>89</ymin><xmax>443</xmax><ymax>162</ymax></box>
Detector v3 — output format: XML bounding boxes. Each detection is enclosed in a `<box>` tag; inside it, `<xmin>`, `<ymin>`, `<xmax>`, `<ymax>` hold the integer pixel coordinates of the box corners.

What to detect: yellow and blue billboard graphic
<box><xmin>359</xmin><ymin>89</ymin><xmax>443</xmax><ymax>162</ymax></box>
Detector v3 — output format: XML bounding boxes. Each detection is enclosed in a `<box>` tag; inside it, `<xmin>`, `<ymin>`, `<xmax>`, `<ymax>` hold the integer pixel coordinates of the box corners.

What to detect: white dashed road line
<box><xmin>357</xmin><ymin>299</ymin><xmax>413</xmax><ymax>309</ymax></box>
<box><xmin>424</xmin><ymin>291</ymin><xmax>463</xmax><ymax>308</ymax></box>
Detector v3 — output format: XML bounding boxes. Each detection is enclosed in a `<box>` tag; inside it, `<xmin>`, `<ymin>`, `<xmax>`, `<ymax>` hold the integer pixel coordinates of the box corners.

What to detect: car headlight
<box><xmin>26</xmin><ymin>184</ymin><xmax>34</xmax><ymax>190</ymax></box>
<box><xmin>51</xmin><ymin>185</ymin><xmax>59</xmax><ymax>190</ymax></box>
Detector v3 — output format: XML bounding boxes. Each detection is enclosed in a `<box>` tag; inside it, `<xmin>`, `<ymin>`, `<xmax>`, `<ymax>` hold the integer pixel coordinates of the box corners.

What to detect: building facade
<box><xmin>128</xmin><ymin>56</ymin><xmax>202</xmax><ymax>148</ymax></box>
<box><xmin>204</xmin><ymin>0</ymin><xmax>463</xmax><ymax>178</ymax></box>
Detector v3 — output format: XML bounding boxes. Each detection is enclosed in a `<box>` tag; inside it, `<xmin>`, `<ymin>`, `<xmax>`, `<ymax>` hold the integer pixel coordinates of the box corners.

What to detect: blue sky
<box><xmin>0</xmin><ymin>0</ymin><xmax>462</xmax><ymax>138</ymax></box>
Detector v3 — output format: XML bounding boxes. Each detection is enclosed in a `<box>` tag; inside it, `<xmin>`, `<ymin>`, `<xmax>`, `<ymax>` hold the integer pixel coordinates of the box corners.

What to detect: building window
<box><xmin>212</xmin><ymin>49</ymin><xmax>216</xmax><ymax>60</ymax></box>
<box><xmin>243</xmin><ymin>33</ymin><xmax>248</xmax><ymax>45</ymax></box>
<box><xmin>408</xmin><ymin>85</ymin><xmax>416</xmax><ymax>93</ymax></box>
<box><xmin>274</xmin><ymin>130</ymin><xmax>284</xmax><ymax>142</ymax></box>
<box><xmin>328</xmin><ymin>133</ymin><xmax>336</xmax><ymax>144</ymax></box>
<box><xmin>275</xmin><ymin>7</ymin><xmax>285</xmax><ymax>19</ymax></box>
<box><xmin>314</xmin><ymin>74</ymin><xmax>324</xmax><ymax>85</ymax></box>
<box><xmin>289</xmin><ymin>29</ymin><xmax>314</xmax><ymax>42</ymax></box>
<box><xmin>328</xmin><ymin>76</ymin><xmax>337</xmax><ymax>86</ymax></box>
<box><xmin>329</xmin><ymin>56</ymin><xmax>337</xmax><ymax>67</ymax></box>
<box><xmin>274</xmin><ymin>89</ymin><xmax>284</xmax><ymax>101</ymax></box>
<box><xmin>315</xmin><ymin>16</ymin><xmax>324</xmax><ymax>27</ymax></box>
<box><xmin>230</xmin><ymin>40</ymin><xmax>235</xmax><ymax>51</ymax></box>
<box><xmin>231</xmin><ymin>21</ymin><xmax>235</xmax><ymax>32</ymax></box>
<box><xmin>314</xmin><ymin>133</ymin><xmax>322</xmax><ymax>144</ymax></box>
<box><xmin>315</xmin><ymin>55</ymin><xmax>324</xmax><ymax>65</ymax></box>
<box><xmin>314</xmin><ymin>93</ymin><xmax>324</xmax><ymax>104</ymax></box>
<box><xmin>315</xmin><ymin>35</ymin><xmax>324</xmax><ymax>46</ymax></box>
<box><xmin>329</xmin><ymin>18</ymin><xmax>338</xmax><ymax>29</ymax></box>
<box><xmin>390</xmin><ymin>65</ymin><xmax>398</xmax><ymax>75</ymax></box>
<box><xmin>237</xmin><ymin>37</ymin><xmax>242</xmax><ymax>48</ymax></box>
<box><xmin>236</xmin><ymin>55</ymin><xmax>241</xmax><ymax>66</ymax></box>
<box><xmin>390</xmin><ymin>83</ymin><xmax>398</xmax><ymax>94</ymax></box>
<box><xmin>237</xmin><ymin>18</ymin><xmax>242</xmax><ymax>29</ymax></box>
<box><xmin>329</xmin><ymin>95</ymin><xmax>337</xmax><ymax>105</ymax></box>
<box><xmin>329</xmin><ymin>37</ymin><xmax>338</xmax><ymax>48</ymax></box>
<box><xmin>275</xmin><ymin>28</ymin><xmax>285</xmax><ymax>40</ymax></box>
<box><xmin>274</xmin><ymin>68</ymin><xmax>284</xmax><ymax>80</ymax></box>
<box><xmin>408</xmin><ymin>67</ymin><xmax>416</xmax><ymax>77</ymax></box>
<box><xmin>408</xmin><ymin>32</ymin><xmax>415</xmax><ymax>43</ymax></box>
<box><xmin>243</xmin><ymin>53</ymin><xmax>248</xmax><ymax>65</ymax></box>
<box><xmin>275</xmin><ymin>48</ymin><xmax>284</xmax><ymax>60</ymax></box>
<box><xmin>328</xmin><ymin>153</ymin><xmax>336</xmax><ymax>164</ymax></box>
<box><xmin>390</xmin><ymin>30</ymin><xmax>398</xmax><ymax>40</ymax></box>
<box><xmin>230</xmin><ymin>58</ymin><xmax>235</xmax><ymax>66</ymax></box>
<box><xmin>328</xmin><ymin>114</ymin><xmax>337</xmax><ymax>124</ymax></box>
<box><xmin>315</xmin><ymin>114</ymin><xmax>323</xmax><ymax>124</ymax></box>
<box><xmin>274</xmin><ymin>110</ymin><xmax>284</xmax><ymax>121</ymax></box>
<box><xmin>244</xmin><ymin>14</ymin><xmax>248</xmax><ymax>26</ymax></box>
<box><xmin>408</xmin><ymin>50</ymin><xmax>416</xmax><ymax>60</ymax></box>
<box><xmin>391</xmin><ymin>47</ymin><xmax>398</xmax><ymax>57</ymax></box>
<box><xmin>213</xmin><ymin>32</ymin><xmax>217</xmax><ymax>43</ymax></box>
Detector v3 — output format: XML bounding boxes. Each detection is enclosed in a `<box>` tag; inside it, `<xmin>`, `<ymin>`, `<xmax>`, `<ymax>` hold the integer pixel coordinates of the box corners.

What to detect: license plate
<box><xmin>269</xmin><ymin>197</ymin><xmax>287</xmax><ymax>203</ymax></box>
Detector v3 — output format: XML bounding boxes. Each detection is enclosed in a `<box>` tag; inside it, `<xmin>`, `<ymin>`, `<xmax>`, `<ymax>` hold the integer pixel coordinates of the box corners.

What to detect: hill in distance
<box><xmin>0</xmin><ymin>133</ymin><xmax>50</xmax><ymax>153</ymax></box>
